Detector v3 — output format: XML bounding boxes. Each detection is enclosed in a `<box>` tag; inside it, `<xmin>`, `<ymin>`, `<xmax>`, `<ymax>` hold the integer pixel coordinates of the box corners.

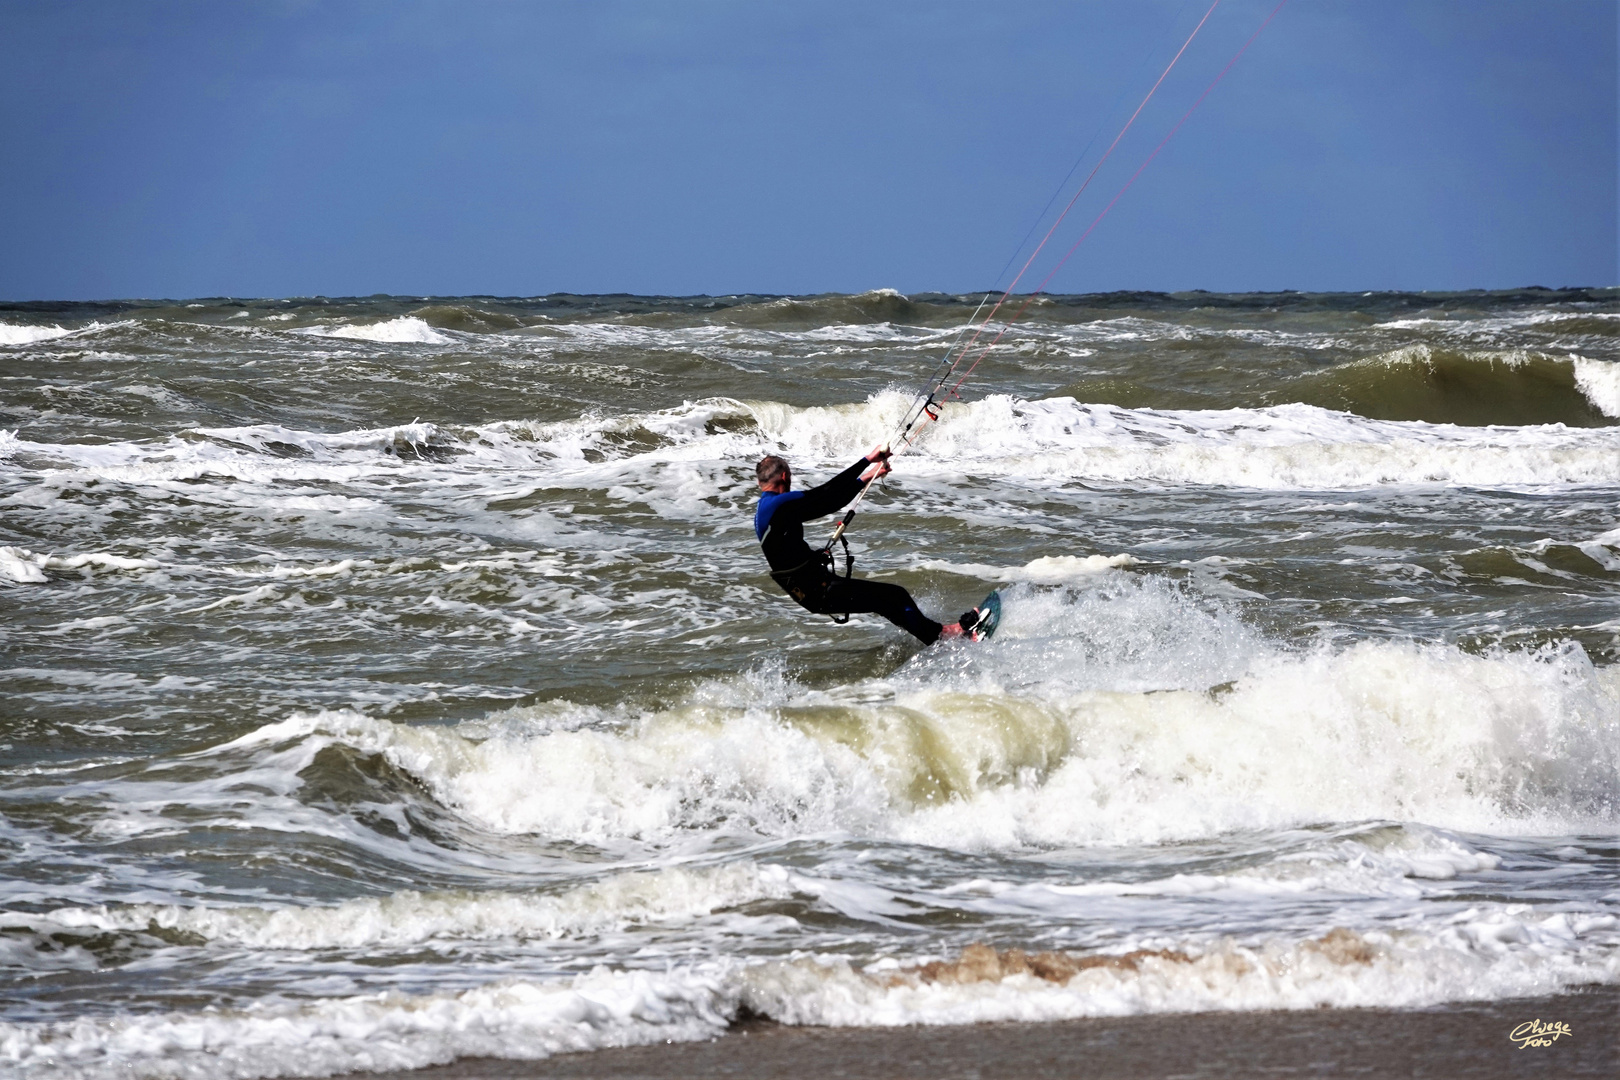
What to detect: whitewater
<box><xmin>1</xmin><ymin>288</ymin><xmax>1616</xmax><ymax>1078</ymax></box>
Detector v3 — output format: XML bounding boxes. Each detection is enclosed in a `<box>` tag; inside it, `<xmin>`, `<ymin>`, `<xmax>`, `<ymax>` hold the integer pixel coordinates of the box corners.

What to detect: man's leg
<box><xmin>821</xmin><ymin>577</ymin><xmax>943</xmax><ymax>644</ymax></box>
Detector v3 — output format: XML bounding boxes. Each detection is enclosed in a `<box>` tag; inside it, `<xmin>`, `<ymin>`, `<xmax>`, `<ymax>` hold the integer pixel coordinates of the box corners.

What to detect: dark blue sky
<box><xmin>2</xmin><ymin>0</ymin><xmax>1614</xmax><ymax>299</ymax></box>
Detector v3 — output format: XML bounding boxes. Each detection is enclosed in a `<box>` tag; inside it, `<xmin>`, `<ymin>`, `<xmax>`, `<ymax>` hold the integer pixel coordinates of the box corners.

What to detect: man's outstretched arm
<box><xmin>776</xmin><ymin>446</ymin><xmax>889</xmax><ymax>525</ymax></box>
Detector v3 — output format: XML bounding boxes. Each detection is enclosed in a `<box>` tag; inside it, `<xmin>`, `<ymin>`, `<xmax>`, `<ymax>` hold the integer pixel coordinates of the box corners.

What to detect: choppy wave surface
<box><xmin>2</xmin><ymin>289</ymin><xmax>1616</xmax><ymax>1079</ymax></box>
<box><xmin>5</xmin><ymin>391</ymin><xmax>1619</xmax><ymax>500</ymax></box>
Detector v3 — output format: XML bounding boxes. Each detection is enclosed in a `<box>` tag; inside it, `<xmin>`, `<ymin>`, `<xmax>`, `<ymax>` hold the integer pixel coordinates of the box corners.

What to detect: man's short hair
<box><xmin>756</xmin><ymin>455</ymin><xmax>789</xmax><ymax>486</ymax></box>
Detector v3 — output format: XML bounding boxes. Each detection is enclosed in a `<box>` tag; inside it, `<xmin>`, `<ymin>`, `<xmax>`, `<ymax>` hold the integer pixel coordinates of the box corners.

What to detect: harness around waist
<box><xmin>764</xmin><ymin>543</ymin><xmax>852</xmax><ymax>623</ymax></box>
<box><xmin>766</xmin><ymin>548</ymin><xmax>834</xmax><ymax>586</ymax></box>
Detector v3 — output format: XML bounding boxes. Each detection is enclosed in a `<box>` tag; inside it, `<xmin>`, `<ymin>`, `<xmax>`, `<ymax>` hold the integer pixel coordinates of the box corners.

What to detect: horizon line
<box><xmin>3</xmin><ymin>284</ymin><xmax>1616</xmax><ymax>308</ymax></box>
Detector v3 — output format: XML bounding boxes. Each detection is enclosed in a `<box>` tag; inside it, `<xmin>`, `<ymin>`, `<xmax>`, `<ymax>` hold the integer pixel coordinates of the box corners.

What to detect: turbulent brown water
<box><xmin>1</xmin><ymin>288</ymin><xmax>1618</xmax><ymax>1078</ymax></box>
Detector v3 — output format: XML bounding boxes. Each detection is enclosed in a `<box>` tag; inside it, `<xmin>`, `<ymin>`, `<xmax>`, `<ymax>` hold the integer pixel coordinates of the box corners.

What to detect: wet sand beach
<box><xmin>353</xmin><ymin>984</ymin><xmax>1616</xmax><ymax>1080</ymax></box>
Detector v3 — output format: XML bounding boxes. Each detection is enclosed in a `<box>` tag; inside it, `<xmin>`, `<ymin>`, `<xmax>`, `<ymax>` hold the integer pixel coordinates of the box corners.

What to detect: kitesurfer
<box><xmin>754</xmin><ymin>447</ymin><xmax>979</xmax><ymax>643</ymax></box>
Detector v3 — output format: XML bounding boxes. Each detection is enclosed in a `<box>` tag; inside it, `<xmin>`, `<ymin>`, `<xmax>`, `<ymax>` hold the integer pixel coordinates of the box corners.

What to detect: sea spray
<box><xmin>3</xmin><ymin>289</ymin><xmax>1616</xmax><ymax>1079</ymax></box>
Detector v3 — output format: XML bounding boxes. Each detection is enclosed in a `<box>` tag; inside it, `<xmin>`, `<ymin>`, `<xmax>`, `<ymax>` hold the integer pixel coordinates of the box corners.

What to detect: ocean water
<box><xmin>1</xmin><ymin>288</ymin><xmax>1617</xmax><ymax>1078</ymax></box>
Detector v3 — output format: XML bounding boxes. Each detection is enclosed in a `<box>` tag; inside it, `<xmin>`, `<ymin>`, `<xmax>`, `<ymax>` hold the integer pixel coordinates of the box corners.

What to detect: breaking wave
<box><xmin>0</xmin><ymin>322</ymin><xmax>73</xmax><ymax>346</ymax></box>
<box><xmin>3</xmin><ymin>914</ymin><xmax>1615</xmax><ymax>1079</ymax></box>
<box><xmin>9</xmin><ymin>389</ymin><xmax>1620</xmax><ymax>493</ymax></box>
<box><xmin>1278</xmin><ymin>347</ymin><xmax>1619</xmax><ymax>426</ymax></box>
<box><xmin>156</xmin><ymin>600</ymin><xmax>1620</xmax><ymax>849</ymax></box>
<box><xmin>4</xmin><ymin>287</ymin><xmax>1617</xmax><ymax>1080</ymax></box>
<box><xmin>297</xmin><ymin>316</ymin><xmax>453</xmax><ymax>345</ymax></box>
<box><xmin>31</xmin><ymin>864</ymin><xmax>794</xmax><ymax>950</ymax></box>
<box><xmin>714</xmin><ymin>288</ymin><xmax>944</xmax><ymax>329</ymax></box>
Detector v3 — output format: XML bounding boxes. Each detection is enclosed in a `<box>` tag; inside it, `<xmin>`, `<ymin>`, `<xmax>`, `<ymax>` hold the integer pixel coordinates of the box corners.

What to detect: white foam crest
<box><xmin>1032</xmin><ymin>314</ymin><xmax>1183</xmax><ymax>344</ymax></box>
<box><xmin>1366</xmin><ymin>342</ymin><xmax>1539</xmax><ymax>368</ymax></box>
<box><xmin>918</xmin><ymin>554</ymin><xmax>1139</xmax><ymax>583</ymax></box>
<box><xmin>2</xmin><ymin>546</ymin><xmax>158</xmax><ymax>586</ymax></box>
<box><xmin>0</xmin><ymin>411</ymin><xmax>729</xmax><ymax>505</ymax></box>
<box><xmin>0</xmin><ymin>932</ymin><xmax>100</xmax><ymax>975</ymax></box>
<box><xmin>1373</xmin><ymin>317</ymin><xmax>1446</xmax><ymax>329</ymax></box>
<box><xmin>1214</xmin><ymin>326</ymin><xmax>1346</xmax><ymax>350</ymax></box>
<box><xmin>741</xmin><ymin>914</ymin><xmax>1619</xmax><ymax>1026</ymax></box>
<box><xmin>894</xmin><ymin>639</ymin><xmax>1618</xmax><ymax>849</ymax></box>
<box><xmin>502</xmin><ymin>318</ymin><xmax>952</xmax><ymax>353</ymax></box>
<box><xmin>2</xmin><ymin>421</ymin><xmax>500</xmax><ymax>490</ymax></box>
<box><xmin>0</xmin><ymin>970</ymin><xmax>732</xmax><ymax>1080</ymax></box>
<box><xmin>1372</xmin><ymin>310</ymin><xmax>1610</xmax><ymax>335</ymax></box>
<box><xmin>242</xmin><ymin>705</ymin><xmax>890</xmax><ymax>845</ymax></box>
<box><xmin>197</xmin><ymin>420</ymin><xmax>455</xmax><ymax>457</ymax></box>
<box><xmin>3</xmin><ymin>911</ymin><xmax>1616</xmax><ymax>1078</ymax></box>
<box><xmin>0</xmin><ymin>547</ymin><xmax>48</xmax><ymax>584</ymax></box>
<box><xmin>953</xmin><ymin>829</ymin><xmax>1505</xmax><ymax>911</ymax></box>
<box><xmin>727</xmin><ymin>390</ymin><xmax>1620</xmax><ymax>490</ymax></box>
<box><xmin>0</xmin><ymin>718</ymin><xmax>566</xmax><ymax>890</ymax></box>
<box><xmin>532</xmin><ymin>398</ymin><xmax>752</xmax><ymax>456</ymax></box>
<box><xmin>902</xmin><ymin>395</ymin><xmax>1620</xmax><ymax>490</ymax></box>
<box><xmin>0</xmin><ymin>322</ymin><xmax>72</xmax><ymax>346</ymax></box>
<box><xmin>796</xmin><ymin>321</ymin><xmax>949</xmax><ymax>344</ymax></box>
<box><xmin>22</xmin><ymin>390</ymin><xmax>1610</xmax><ymax>496</ymax></box>
<box><xmin>235</xmin><ymin>624</ymin><xmax>1618</xmax><ymax>850</ymax></box>
<box><xmin>1572</xmin><ymin>357</ymin><xmax>1620</xmax><ymax>417</ymax></box>
<box><xmin>1</xmin><ymin>395</ymin><xmax>839</xmax><ymax>499</ymax></box>
<box><xmin>297</xmin><ymin>316</ymin><xmax>452</xmax><ymax>345</ymax></box>
<box><xmin>40</xmin><ymin>616</ymin><xmax>130</xmax><ymax>636</ymax></box>
<box><xmin>745</xmin><ymin>391</ymin><xmax>914</xmax><ymax>461</ymax></box>
<box><xmin>514</xmin><ymin>321</ymin><xmax>739</xmax><ymax>350</ymax></box>
<box><xmin>1537</xmin><ymin>524</ymin><xmax>1620</xmax><ymax>574</ymax></box>
<box><xmin>38</xmin><ymin>864</ymin><xmax>794</xmax><ymax>950</ymax></box>
<box><xmin>1576</xmin><ymin>542</ymin><xmax>1620</xmax><ymax>573</ymax></box>
<box><xmin>927</xmin><ymin>575</ymin><xmax>1269</xmax><ymax>696</ymax></box>
<box><xmin>213</xmin><ymin>559</ymin><xmax>363</xmax><ymax>581</ymax></box>
<box><xmin>172</xmin><ymin>403</ymin><xmax>747</xmax><ymax>482</ymax></box>
<box><xmin>58</xmin><ymin>551</ymin><xmax>158</xmax><ymax>571</ymax></box>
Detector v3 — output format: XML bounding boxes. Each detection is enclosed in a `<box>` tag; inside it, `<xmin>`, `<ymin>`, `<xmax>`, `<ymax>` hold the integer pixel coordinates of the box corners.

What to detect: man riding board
<box><xmin>754</xmin><ymin>446</ymin><xmax>982</xmax><ymax>643</ymax></box>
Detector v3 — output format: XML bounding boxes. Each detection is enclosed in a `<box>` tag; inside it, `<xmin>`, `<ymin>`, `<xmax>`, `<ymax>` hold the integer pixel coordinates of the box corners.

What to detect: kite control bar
<box><xmin>823</xmin><ymin>442</ymin><xmax>891</xmax><ymax>553</ymax></box>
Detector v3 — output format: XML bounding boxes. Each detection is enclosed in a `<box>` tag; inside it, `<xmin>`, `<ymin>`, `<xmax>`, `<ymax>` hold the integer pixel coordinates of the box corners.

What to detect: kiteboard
<box><xmin>968</xmin><ymin>590</ymin><xmax>1002</xmax><ymax>642</ymax></box>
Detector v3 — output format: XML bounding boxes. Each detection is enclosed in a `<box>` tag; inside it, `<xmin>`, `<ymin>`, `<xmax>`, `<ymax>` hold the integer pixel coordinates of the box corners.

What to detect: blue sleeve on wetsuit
<box><xmin>756</xmin><ymin>457</ymin><xmax>867</xmax><ymax>532</ymax></box>
<box><xmin>755</xmin><ymin>457</ymin><xmax>869</xmax><ymax>543</ymax></box>
<box><xmin>754</xmin><ymin>490</ymin><xmax>803</xmax><ymax>540</ymax></box>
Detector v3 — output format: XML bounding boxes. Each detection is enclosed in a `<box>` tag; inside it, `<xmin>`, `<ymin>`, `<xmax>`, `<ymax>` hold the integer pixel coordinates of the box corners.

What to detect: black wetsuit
<box><xmin>754</xmin><ymin>456</ymin><xmax>943</xmax><ymax>644</ymax></box>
